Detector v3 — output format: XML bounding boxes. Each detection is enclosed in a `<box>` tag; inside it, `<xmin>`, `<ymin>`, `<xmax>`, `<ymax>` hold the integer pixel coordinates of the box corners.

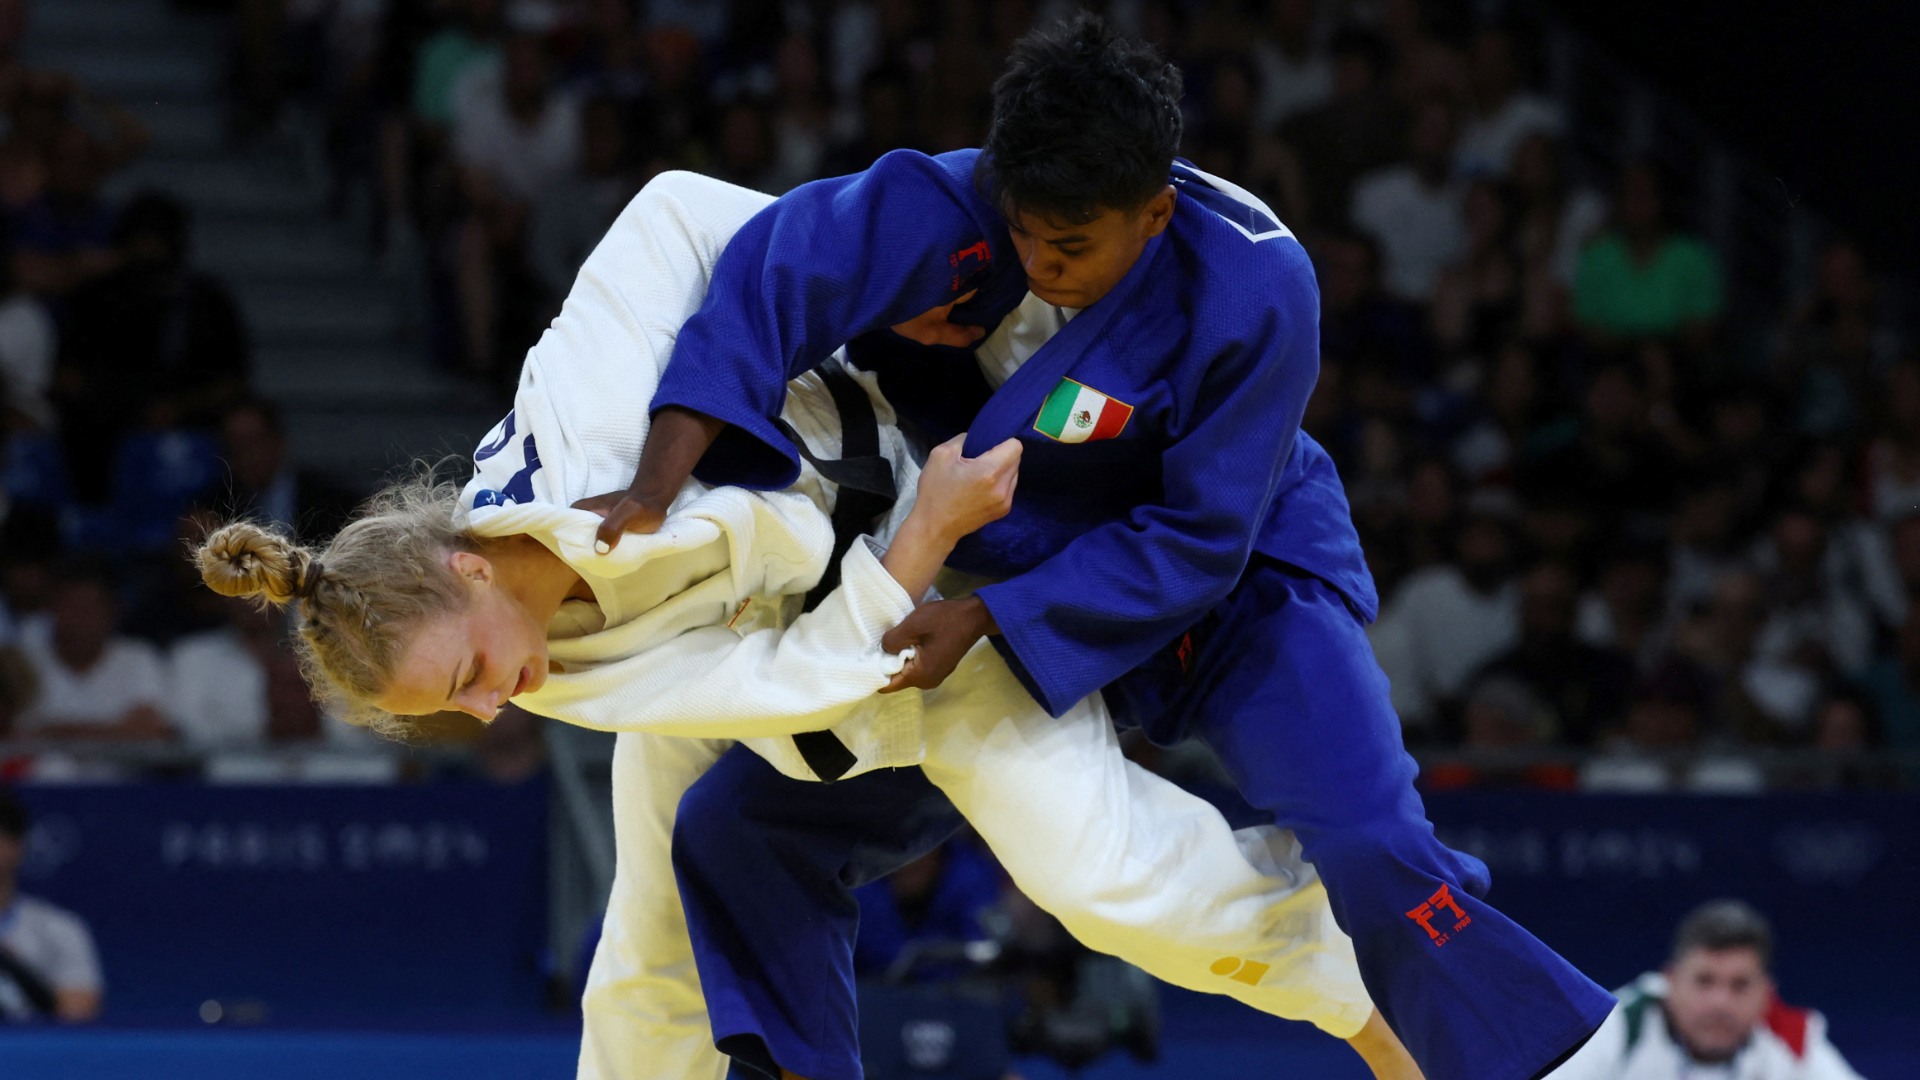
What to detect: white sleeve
<box><xmin>42</xmin><ymin>909</ymin><xmax>104</xmax><ymax>994</ymax></box>
<box><xmin>527</xmin><ymin>538</ymin><xmax>913</xmax><ymax>739</ymax></box>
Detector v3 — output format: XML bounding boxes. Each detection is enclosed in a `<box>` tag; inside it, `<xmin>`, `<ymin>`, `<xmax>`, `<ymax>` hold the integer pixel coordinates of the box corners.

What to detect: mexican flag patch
<box><xmin>1034</xmin><ymin>378</ymin><xmax>1134</xmax><ymax>443</ymax></box>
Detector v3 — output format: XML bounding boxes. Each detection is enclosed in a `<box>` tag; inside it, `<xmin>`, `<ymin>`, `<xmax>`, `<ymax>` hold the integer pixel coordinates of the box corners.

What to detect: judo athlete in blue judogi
<box><xmin>591</xmin><ymin>16</ymin><xmax>1613</xmax><ymax>1080</ymax></box>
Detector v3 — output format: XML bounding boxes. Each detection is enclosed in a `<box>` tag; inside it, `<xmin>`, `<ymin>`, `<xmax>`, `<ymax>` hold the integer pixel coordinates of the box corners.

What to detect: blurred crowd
<box><xmin>0</xmin><ymin>0</ymin><xmax>1913</xmax><ymax>795</ymax></box>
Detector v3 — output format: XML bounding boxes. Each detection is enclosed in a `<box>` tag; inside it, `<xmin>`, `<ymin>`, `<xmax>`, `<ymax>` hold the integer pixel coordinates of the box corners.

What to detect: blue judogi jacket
<box><xmin>654</xmin><ymin>149</ymin><xmax>1376</xmax><ymax>718</ymax></box>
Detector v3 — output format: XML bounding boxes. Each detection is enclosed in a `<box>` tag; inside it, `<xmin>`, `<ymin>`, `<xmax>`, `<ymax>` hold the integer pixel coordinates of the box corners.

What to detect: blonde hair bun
<box><xmin>197</xmin><ymin>521</ymin><xmax>316</xmax><ymax>606</ymax></box>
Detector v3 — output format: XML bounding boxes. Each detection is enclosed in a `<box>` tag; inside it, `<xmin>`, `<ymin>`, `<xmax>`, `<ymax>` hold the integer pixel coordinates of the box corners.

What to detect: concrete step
<box><xmin>254</xmin><ymin>346</ymin><xmax>491</xmax><ymax>410</ymax></box>
<box><xmin>31</xmin><ymin>0</ymin><xmax>191</xmax><ymax>40</ymax></box>
<box><xmin>238</xmin><ymin>283</ymin><xmax>404</xmax><ymax>349</ymax></box>
<box><xmin>17</xmin><ymin>46</ymin><xmax>223</xmax><ymax>104</ymax></box>
<box><xmin>284</xmin><ymin>405</ymin><xmax>505</xmax><ymax>485</ymax></box>
<box><xmin>198</xmin><ymin>218</ymin><xmax>373</xmax><ymax>283</ymax></box>
<box><xmin>127</xmin><ymin>100</ymin><xmax>227</xmax><ymax>159</ymax></box>
<box><xmin>110</xmin><ymin>156</ymin><xmax>324</xmax><ymax>218</ymax></box>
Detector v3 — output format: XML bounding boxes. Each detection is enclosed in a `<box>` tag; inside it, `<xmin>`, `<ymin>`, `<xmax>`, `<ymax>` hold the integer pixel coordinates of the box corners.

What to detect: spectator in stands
<box><xmin>1371</xmin><ymin>499</ymin><xmax>1522</xmax><ymax>733</ymax></box>
<box><xmin>54</xmin><ymin>190</ymin><xmax>249</xmax><ymax>503</ymax></box>
<box><xmin>217</xmin><ymin>399</ymin><xmax>356</xmax><ymax>544</ymax></box>
<box><xmin>410</xmin><ymin>0</ymin><xmax>504</xmax><ymax>136</ymax></box>
<box><xmin>1580</xmin><ymin>659</ymin><xmax>1762</xmax><ymax>793</ymax></box>
<box><xmin>0</xmin><ymin>236</ymin><xmax>53</xmax><ymax>431</ymax></box>
<box><xmin>854</xmin><ymin>838</ymin><xmax>1003</xmax><ymax>983</ymax></box>
<box><xmin>1742</xmin><ymin>505</ymin><xmax>1877</xmax><ymax>734</ymax></box>
<box><xmin>1858</xmin><ymin>356</ymin><xmax>1920</xmax><ymax>523</ymax></box>
<box><xmin>1778</xmin><ymin>441</ymin><xmax>1907</xmax><ymax>635</ymax></box>
<box><xmin>1577</xmin><ymin>541</ymin><xmax>1672</xmax><ymax>673</ymax></box>
<box><xmin>0</xmin><ymin>787</ymin><xmax>102</xmax><ymax>1021</ymax></box>
<box><xmin>1315</xmin><ymin>230</ymin><xmax>1431</xmax><ymax>386</ymax></box>
<box><xmin>1784</xmin><ymin>688</ymin><xmax>1903</xmax><ymax>790</ymax></box>
<box><xmin>1554</xmin><ymin>900</ymin><xmax>1865</xmax><ymax>1079</ymax></box>
<box><xmin>1856</xmin><ymin>598</ymin><xmax>1920</xmax><ymax>753</ymax></box>
<box><xmin>1889</xmin><ymin>513</ymin><xmax>1920</xmax><ymax>600</ymax></box>
<box><xmin>1510</xmin><ymin>131</ymin><xmax>1607</xmax><ymax>289</ymax></box>
<box><xmin>0</xmin><ymin>509</ymin><xmax>58</xmax><ymax>645</ymax></box>
<box><xmin>122</xmin><ymin>505</ymin><xmax>228</xmax><ymax>648</ymax></box>
<box><xmin>1450</xmin><ymin>341</ymin><xmax>1556</xmax><ymax>489</ymax></box>
<box><xmin>529</xmin><ymin>95</ymin><xmax>640</xmax><ymax>300</ymax></box>
<box><xmin>1573</xmin><ymin>160</ymin><xmax>1724</xmax><ymax>349</ymax></box>
<box><xmin>1429</xmin><ymin>178</ymin><xmax>1523</xmax><ymax>364</ymax></box>
<box><xmin>9</xmin><ymin>123</ymin><xmax>116</xmax><ymax>302</ymax></box>
<box><xmin>1523</xmin><ymin>360</ymin><xmax>1678</xmax><ymax>525</ymax></box>
<box><xmin>1454</xmin><ymin>25</ymin><xmax>1562</xmax><ymax>178</ymax></box>
<box><xmin>451</xmin><ymin>31</ymin><xmax>581</xmax><ymax>378</ymax></box>
<box><xmin>167</xmin><ymin>595</ymin><xmax>322</xmax><ymax>749</ymax></box>
<box><xmin>823</xmin><ymin>65</ymin><xmax>921</xmax><ymax>177</ymax></box>
<box><xmin>1277</xmin><ymin>27</ymin><xmax>1402</xmax><ymax>238</ymax></box>
<box><xmin>1249</xmin><ymin>0</ymin><xmax>1330</xmax><ymax>130</ymax></box>
<box><xmin>1778</xmin><ymin>241</ymin><xmax>1903</xmax><ymax>439</ymax></box>
<box><xmin>0</xmin><ymin>644</ymin><xmax>34</xmax><ymax>740</ymax></box>
<box><xmin>1420</xmin><ymin>675</ymin><xmax>1577</xmax><ymax>791</ymax></box>
<box><xmin>763</xmin><ymin>33</ymin><xmax>830</xmax><ymax>194</ymax></box>
<box><xmin>14</xmin><ymin>562</ymin><xmax>172</xmax><ymax>743</ymax></box>
<box><xmin>708</xmin><ymin>98</ymin><xmax>778</xmax><ymax>192</ymax></box>
<box><xmin>1350</xmin><ymin>96</ymin><xmax>1466</xmax><ymax>303</ymax></box>
<box><xmin>1470</xmin><ymin>561</ymin><xmax>1635</xmax><ymax>746</ymax></box>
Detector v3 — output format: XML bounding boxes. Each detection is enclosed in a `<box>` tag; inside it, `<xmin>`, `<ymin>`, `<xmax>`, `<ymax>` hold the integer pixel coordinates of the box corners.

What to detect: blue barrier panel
<box><xmin>1422</xmin><ymin>793</ymin><xmax>1920</xmax><ymax>1016</ymax></box>
<box><xmin>10</xmin><ymin>781</ymin><xmax>549</xmax><ymax>1023</ymax></box>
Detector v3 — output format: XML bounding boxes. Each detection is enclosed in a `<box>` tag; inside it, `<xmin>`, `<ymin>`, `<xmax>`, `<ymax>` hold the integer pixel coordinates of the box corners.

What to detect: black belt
<box><xmin>774</xmin><ymin>363</ymin><xmax>899</xmax><ymax>782</ymax></box>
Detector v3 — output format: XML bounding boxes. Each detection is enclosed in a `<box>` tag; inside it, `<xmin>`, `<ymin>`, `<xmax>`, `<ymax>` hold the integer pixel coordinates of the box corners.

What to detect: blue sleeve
<box><xmin>977</xmin><ymin>245</ymin><xmax>1323</xmax><ymax>717</ymax></box>
<box><xmin>654</xmin><ymin>151</ymin><xmax>993</xmax><ymax>489</ymax></box>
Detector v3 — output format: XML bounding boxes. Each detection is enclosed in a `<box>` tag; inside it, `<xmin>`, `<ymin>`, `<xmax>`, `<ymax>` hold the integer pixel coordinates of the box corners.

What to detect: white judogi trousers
<box><xmin>578</xmin><ymin>641</ymin><xmax>1373</xmax><ymax>1080</ymax></box>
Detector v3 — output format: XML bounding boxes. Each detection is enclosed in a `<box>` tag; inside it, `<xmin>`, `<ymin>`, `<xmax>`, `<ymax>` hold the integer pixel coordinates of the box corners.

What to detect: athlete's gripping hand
<box><xmin>881</xmin><ymin>596</ymin><xmax>1000</xmax><ymax>694</ymax></box>
<box><xmin>909</xmin><ymin>434</ymin><xmax>1021</xmax><ymax>544</ymax></box>
<box><xmin>573</xmin><ymin>406</ymin><xmax>726</xmax><ymax>551</ymax></box>
<box><xmin>879</xmin><ymin>435</ymin><xmax>1017</xmax><ymax>693</ymax></box>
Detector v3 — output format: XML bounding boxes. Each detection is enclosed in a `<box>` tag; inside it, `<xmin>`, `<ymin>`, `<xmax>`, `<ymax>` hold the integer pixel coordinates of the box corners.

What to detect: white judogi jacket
<box><xmin>458</xmin><ymin>172</ymin><xmax>925</xmax><ymax>781</ymax></box>
<box><xmin>1552</xmin><ymin>974</ymin><xmax>1866</xmax><ymax>1080</ymax></box>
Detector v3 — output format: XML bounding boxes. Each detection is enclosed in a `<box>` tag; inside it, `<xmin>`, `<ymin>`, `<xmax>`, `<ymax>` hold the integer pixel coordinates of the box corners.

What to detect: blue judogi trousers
<box><xmin>673</xmin><ymin>559</ymin><xmax>1615</xmax><ymax>1080</ymax></box>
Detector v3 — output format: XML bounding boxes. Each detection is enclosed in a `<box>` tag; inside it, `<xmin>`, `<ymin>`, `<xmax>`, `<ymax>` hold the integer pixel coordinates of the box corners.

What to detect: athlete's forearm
<box><xmin>627</xmin><ymin>406</ymin><xmax>725</xmax><ymax>508</ymax></box>
<box><xmin>877</xmin><ymin>517</ymin><xmax>956</xmax><ymax>604</ymax></box>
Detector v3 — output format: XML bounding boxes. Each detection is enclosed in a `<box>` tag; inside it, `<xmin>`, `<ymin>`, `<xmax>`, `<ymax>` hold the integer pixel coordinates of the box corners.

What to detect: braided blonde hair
<box><xmin>194</xmin><ymin>477</ymin><xmax>479</xmax><ymax>737</ymax></box>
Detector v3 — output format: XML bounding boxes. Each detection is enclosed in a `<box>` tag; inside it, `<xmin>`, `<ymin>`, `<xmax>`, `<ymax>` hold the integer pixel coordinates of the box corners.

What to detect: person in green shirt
<box><xmin>1573</xmin><ymin>160</ymin><xmax>1723</xmax><ymax>348</ymax></box>
<box><xmin>410</xmin><ymin>0</ymin><xmax>505</xmax><ymax>129</ymax></box>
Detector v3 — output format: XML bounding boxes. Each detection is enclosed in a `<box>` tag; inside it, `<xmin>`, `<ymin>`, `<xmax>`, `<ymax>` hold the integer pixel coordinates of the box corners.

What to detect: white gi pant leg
<box><xmin>578</xmin><ymin>732</ymin><xmax>733</xmax><ymax>1080</ymax></box>
<box><xmin>916</xmin><ymin>641</ymin><xmax>1377</xmax><ymax>1039</ymax></box>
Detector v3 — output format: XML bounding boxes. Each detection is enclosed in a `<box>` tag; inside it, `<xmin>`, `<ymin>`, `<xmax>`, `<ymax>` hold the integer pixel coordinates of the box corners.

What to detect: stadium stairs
<box><xmin>20</xmin><ymin>0</ymin><xmax>501</xmax><ymax>489</ymax></box>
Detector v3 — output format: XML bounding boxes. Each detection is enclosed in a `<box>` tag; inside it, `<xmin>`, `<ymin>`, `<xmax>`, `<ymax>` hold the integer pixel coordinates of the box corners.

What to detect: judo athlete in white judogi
<box><xmin>459</xmin><ymin>171</ymin><xmax>1382</xmax><ymax>1080</ymax></box>
<box><xmin>186</xmin><ymin>168</ymin><xmax>1382</xmax><ymax>1080</ymax></box>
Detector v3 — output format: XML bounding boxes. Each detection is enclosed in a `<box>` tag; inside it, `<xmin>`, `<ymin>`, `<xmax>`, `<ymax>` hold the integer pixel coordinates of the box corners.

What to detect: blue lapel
<box><xmin>960</xmin><ymin>230</ymin><xmax>1166</xmax><ymax>457</ymax></box>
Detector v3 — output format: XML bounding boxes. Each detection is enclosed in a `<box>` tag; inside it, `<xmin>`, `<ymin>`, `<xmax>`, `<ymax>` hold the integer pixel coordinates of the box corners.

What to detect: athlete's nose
<box><xmin>1022</xmin><ymin>244</ymin><xmax>1061</xmax><ymax>282</ymax></box>
<box><xmin>456</xmin><ymin>689</ymin><xmax>502</xmax><ymax>722</ymax></box>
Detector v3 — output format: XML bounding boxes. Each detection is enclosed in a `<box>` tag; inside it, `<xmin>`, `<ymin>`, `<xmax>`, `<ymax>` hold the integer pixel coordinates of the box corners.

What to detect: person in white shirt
<box><xmin>1455</xmin><ymin>27</ymin><xmax>1564</xmax><ymax>179</ymax></box>
<box><xmin>1552</xmin><ymin>900</ymin><xmax>1865</xmax><ymax>1080</ymax></box>
<box><xmin>1250</xmin><ymin>0</ymin><xmax>1334</xmax><ymax>130</ymax></box>
<box><xmin>1369</xmin><ymin>503</ymin><xmax>1522</xmax><ymax>731</ymax></box>
<box><xmin>1350</xmin><ymin>98</ymin><xmax>1467</xmax><ymax>303</ymax></box>
<box><xmin>15</xmin><ymin>566</ymin><xmax>171</xmax><ymax>743</ymax></box>
<box><xmin>449</xmin><ymin>31</ymin><xmax>582</xmax><ymax>376</ymax></box>
<box><xmin>0</xmin><ymin>787</ymin><xmax>103</xmax><ymax>1022</ymax></box>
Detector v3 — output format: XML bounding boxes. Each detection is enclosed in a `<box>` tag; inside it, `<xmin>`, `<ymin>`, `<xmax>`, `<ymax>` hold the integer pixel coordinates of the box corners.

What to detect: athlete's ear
<box><xmin>448</xmin><ymin>550</ymin><xmax>494</xmax><ymax>586</ymax></box>
<box><xmin>1139</xmin><ymin>184</ymin><xmax>1177</xmax><ymax>239</ymax></box>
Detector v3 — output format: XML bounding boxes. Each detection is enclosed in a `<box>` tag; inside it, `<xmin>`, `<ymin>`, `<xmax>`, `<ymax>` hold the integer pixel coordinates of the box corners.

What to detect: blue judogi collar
<box><xmin>961</xmin><ymin>230</ymin><xmax>1166</xmax><ymax>459</ymax></box>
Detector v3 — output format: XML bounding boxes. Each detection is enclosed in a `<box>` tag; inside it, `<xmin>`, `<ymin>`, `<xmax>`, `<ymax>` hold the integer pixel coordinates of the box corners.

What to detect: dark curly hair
<box><xmin>975</xmin><ymin>12</ymin><xmax>1184</xmax><ymax>225</ymax></box>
